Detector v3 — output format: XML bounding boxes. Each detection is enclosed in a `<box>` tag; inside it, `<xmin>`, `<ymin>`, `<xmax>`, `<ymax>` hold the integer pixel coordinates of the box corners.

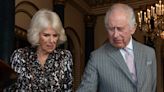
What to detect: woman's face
<box><xmin>38</xmin><ymin>26</ymin><xmax>58</xmax><ymax>54</ymax></box>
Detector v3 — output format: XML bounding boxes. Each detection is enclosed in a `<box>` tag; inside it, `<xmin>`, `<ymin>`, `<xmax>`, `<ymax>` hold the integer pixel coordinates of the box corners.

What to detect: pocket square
<box><xmin>147</xmin><ymin>60</ymin><xmax>152</xmax><ymax>65</ymax></box>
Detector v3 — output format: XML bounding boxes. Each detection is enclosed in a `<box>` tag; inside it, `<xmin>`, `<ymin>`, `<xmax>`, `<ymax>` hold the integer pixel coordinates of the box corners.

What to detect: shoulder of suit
<box><xmin>91</xmin><ymin>42</ymin><xmax>110</xmax><ymax>55</ymax></box>
<box><xmin>134</xmin><ymin>40</ymin><xmax>155</xmax><ymax>53</ymax></box>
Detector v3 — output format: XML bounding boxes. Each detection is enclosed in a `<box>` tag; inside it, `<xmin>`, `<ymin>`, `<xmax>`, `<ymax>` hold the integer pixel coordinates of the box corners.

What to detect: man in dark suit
<box><xmin>76</xmin><ymin>3</ymin><xmax>157</xmax><ymax>92</ymax></box>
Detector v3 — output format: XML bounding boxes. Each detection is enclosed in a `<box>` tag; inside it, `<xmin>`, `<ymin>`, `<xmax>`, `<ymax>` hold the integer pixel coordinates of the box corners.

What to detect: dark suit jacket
<box><xmin>77</xmin><ymin>40</ymin><xmax>156</xmax><ymax>92</ymax></box>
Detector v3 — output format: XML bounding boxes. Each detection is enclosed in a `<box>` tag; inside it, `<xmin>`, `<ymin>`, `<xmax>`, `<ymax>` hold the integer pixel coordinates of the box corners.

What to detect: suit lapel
<box><xmin>133</xmin><ymin>40</ymin><xmax>146</xmax><ymax>87</ymax></box>
<box><xmin>105</xmin><ymin>43</ymin><xmax>136</xmax><ymax>85</ymax></box>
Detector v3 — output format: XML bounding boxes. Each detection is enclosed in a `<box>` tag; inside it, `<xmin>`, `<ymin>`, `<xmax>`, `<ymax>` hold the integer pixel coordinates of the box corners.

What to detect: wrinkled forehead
<box><xmin>109</xmin><ymin>5</ymin><xmax>130</xmax><ymax>19</ymax></box>
<box><xmin>41</xmin><ymin>25</ymin><xmax>59</xmax><ymax>34</ymax></box>
<box><xmin>108</xmin><ymin>11</ymin><xmax>129</xmax><ymax>27</ymax></box>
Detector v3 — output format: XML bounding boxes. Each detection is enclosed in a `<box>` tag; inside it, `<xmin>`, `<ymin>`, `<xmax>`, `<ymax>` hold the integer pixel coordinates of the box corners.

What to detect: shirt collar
<box><xmin>126</xmin><ymin>37</ymin><xmax>133</xmax><ymax>50</ymax></box>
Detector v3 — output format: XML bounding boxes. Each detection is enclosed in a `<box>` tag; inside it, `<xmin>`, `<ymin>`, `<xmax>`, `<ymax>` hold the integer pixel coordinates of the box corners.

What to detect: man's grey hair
<box><xmin>104</xmin><ymin>3</ymin><xmax>136</xmax><ymax>30</ymax></box>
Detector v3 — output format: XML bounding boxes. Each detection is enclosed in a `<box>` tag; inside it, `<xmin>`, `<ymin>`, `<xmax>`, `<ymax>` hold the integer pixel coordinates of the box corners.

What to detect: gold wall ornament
<box><xmin>137</xmin><ymin>0</ymin><xmax>164</xmax><ymax>41</ymax></box>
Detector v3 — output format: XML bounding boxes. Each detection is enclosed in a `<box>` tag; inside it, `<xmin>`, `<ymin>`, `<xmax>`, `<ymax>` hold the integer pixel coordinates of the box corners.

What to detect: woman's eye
<box><xmin>53</xmin><ymin>34</ymin><xmax>58</xmax><ymax>37</ymax></box>
<box><xmin>43</xmin><ymin>34</ymin><xmax>49</xmax><ymax>37</ymax></box>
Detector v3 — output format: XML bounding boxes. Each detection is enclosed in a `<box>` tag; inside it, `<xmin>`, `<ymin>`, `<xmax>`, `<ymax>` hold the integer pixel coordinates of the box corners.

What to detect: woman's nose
<box><xmin>50</xmin><ymin>36</ymin><xmax>55</xmax><ymax>42</ymax></box>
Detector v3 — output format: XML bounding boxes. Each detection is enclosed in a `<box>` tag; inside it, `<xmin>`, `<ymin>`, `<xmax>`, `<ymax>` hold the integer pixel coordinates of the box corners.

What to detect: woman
<box><xmin>5</xmin><ymin>9</ymin><xmax>73</xmax><ymax>91</ymax></box>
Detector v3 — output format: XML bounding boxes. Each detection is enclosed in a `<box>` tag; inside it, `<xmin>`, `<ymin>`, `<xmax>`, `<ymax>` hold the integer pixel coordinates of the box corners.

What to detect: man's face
<box><xmin>107</xmin><ymin>11</ymin><xmax>135</xmax><ymax>48</ymax></box>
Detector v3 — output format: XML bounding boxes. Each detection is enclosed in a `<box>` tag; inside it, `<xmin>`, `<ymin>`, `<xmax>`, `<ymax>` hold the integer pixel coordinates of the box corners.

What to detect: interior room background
<box><xmin>0</xmin><ymin>0</ymin><xmax>163</xmax><ymax>92</ymax></box>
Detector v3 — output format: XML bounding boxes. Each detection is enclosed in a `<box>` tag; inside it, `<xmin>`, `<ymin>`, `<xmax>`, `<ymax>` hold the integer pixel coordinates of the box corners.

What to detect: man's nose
<box><xmin>113</xmin><ymin>28</ymin><xmax>119</xmax><ymax>37</ymax></box>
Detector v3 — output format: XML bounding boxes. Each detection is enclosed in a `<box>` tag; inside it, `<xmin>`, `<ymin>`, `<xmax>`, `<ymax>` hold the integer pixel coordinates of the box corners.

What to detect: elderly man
<box><xmin>76</xmin><ymin>3</ymin><xmax>157</xmax><ymax>92</ymax></box>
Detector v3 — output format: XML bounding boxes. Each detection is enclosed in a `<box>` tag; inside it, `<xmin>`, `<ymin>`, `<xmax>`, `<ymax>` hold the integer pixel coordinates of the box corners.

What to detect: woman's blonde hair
<box><xmin>27</xmin><ymin>9</ymin><xmax>67</xmax><ymax>47</ymax></box>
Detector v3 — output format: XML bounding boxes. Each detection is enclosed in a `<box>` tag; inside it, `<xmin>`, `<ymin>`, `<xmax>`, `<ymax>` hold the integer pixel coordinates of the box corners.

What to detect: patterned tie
<box><xmin>124</xmin><ymin>48</ymin><xmax>137</xmax><ymax>81</ymax></box>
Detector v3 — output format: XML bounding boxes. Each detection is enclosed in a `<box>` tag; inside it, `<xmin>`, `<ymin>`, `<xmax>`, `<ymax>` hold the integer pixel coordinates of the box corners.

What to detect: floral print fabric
<box><xmin>5</xmin><ymin>47</ymin><xmax>73</xmax><ymax>92</ymax></box>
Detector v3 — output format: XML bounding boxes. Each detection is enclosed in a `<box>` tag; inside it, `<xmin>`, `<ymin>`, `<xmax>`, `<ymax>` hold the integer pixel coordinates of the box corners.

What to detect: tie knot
<box><xmin>124</xmin><ymin>48</ymin><xmax>132</xmax><ymax>55</ymax></box>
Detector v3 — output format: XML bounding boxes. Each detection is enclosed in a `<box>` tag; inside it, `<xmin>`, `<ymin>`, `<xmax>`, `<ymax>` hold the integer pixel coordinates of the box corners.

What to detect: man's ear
<box><xmin>131</xmin><ymin>24</ymin><xmax>137</xmax><ymax>35</ymax></box>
